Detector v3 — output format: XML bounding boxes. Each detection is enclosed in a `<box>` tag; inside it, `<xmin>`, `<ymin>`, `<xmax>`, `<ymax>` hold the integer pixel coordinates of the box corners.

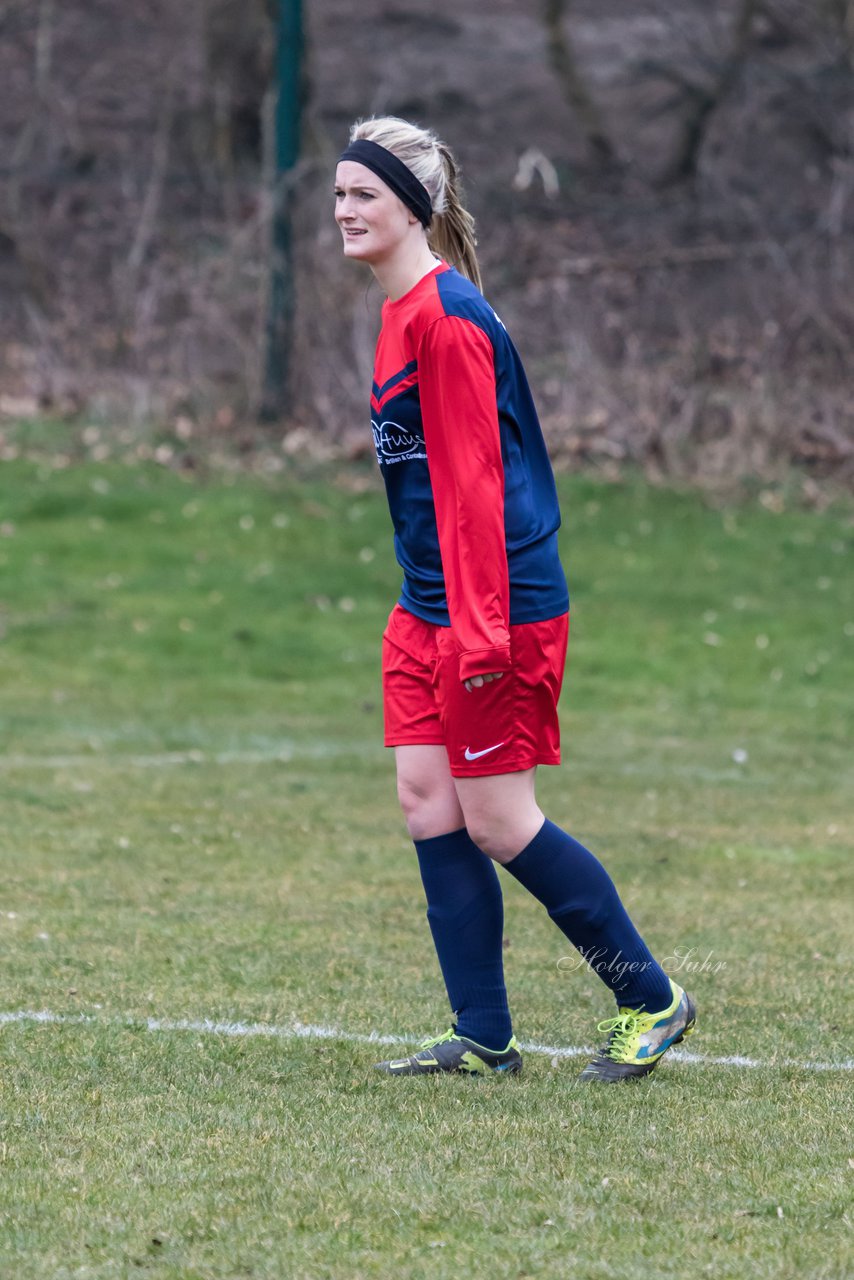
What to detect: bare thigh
<box><xmin>394</xmin><ymin>744</ymin><xmax>466</xmax><ymax>842</ymax></box>
<box><xmin>453</xmin><ymin>769</ymin><xmax>544</xmax><ymax>863</ymax></box>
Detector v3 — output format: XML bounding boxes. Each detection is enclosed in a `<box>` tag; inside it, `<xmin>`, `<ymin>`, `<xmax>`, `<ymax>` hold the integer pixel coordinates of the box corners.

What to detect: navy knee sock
<box><xmin>504</xmin><ymin>819</ymin><xmax>672</xmax><ymax>1011</ymax></box>
<box><xmin>414</xmin><ymin>828</ymin><xmax>513</xmax><ymax>1051</ymax></box>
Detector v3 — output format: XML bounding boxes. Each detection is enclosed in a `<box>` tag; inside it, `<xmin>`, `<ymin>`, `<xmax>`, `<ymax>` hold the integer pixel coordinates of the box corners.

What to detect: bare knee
<box><xmin>465</xmin><ymin>820</ymin><xmax>517</xmax><ymax>863</ymax></box>
<box><xmin>397</xmin><ymin>775</ymin><xmax>464</xmax><ymax>843</ymax></box>
<box><xmin>464</xmin><ymin>808</ymin><xmax>545</xmax><ymax>863</ymax></box>
<box><xmin>454</xmin><ymin>771</ymin><xmax>544</xmax><ymax>863</ymax></box>
<box><xmin>397</xmin><ymin>774</ymin><xmax>433</xmax><ymax>838</ymax></box>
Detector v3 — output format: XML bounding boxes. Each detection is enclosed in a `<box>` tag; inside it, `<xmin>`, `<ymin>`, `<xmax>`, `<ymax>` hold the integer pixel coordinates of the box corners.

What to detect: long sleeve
<box><xmin>417</xmin><ymin>315</ymin><xmax>512</xmax><ymax>682</ymax></box>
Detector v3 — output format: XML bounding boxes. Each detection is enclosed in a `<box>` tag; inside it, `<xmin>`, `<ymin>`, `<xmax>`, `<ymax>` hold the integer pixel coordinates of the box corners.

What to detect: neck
<box><xmin>371</xmin><ymin>239</ymin><xmax>441</xmax><ymax>302</ymax></box>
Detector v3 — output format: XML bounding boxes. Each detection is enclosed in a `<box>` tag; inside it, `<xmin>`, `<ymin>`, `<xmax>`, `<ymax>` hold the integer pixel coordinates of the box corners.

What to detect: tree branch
<box><xmin>542</xmin><ymin>0</ymin><xmax>618</xmax><ymax>168</ymax></box>
<box><xmin>657</xmin><ymin>0</ymin><xmax>760</xmax><ymax>187</ymax></box>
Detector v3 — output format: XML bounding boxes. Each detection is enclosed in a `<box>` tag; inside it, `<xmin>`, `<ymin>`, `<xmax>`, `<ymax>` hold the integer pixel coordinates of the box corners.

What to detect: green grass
<box><xmin>0</xmin><ymin>454</ymin><xmax>852</xmax><ymax>1279</ymax></box>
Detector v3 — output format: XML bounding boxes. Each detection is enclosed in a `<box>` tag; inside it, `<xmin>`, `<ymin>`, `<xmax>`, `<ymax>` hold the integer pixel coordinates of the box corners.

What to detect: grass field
<box><xmin>0</xmin><ymin>445</ymin><xmax>852</xmax><ymax>1279</ymax></box>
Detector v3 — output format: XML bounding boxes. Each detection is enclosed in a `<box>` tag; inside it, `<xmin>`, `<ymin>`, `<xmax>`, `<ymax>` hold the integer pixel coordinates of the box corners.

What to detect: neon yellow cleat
<box><xmin>579</xmin><ymin>978</ymin><xmax>697</xmax><ymax>1082</ymax></box>
<box><xmin>375</xmin><ymin>1028</ymin><xmax>522</xmax><ymax>1076</ymax></box>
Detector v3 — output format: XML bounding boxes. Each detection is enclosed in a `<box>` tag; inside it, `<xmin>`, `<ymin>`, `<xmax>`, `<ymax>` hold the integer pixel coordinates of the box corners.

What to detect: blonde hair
<box><xmin>349</xmin><ymin>116</ymin><xmax>483</xmax><ymax>292</ymax></box>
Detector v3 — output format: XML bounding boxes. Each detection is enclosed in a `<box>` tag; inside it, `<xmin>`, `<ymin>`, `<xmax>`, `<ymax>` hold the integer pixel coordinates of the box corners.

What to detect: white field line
<box><xmin>0</xmin><ymin>750</ymin><xmax>775</xmax><ymax>783</ymax></box>
<box><xmin>1</xmin><ymin>1009</ymin><xmax>852</xmax><ymax>1073</ymax></box>
<box><xmin>0</xmin><ymin>744</ymin><xmax>379</xmax><ymax>770</ymax></box>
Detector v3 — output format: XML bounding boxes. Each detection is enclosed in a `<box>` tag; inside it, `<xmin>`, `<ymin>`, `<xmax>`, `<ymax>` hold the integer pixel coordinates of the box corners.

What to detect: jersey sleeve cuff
<box><xmin>459</xmin><ymin>645</ymin><xmax>513</xmax><ymax>682</ymax></box>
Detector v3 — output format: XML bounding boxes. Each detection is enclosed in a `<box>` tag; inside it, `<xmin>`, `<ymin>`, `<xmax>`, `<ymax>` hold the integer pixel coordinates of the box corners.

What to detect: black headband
<box><xmin>339</xmin><ymin>138</ymin><xmax>433</xmax><ymax>228</ymax></box>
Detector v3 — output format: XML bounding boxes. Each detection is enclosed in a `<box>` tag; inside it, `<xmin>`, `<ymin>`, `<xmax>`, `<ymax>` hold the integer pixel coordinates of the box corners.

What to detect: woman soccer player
<box><xmin>335</xmin><ymin>116</ymin><xmax>696</xmax><ymax>1081</ymax></box>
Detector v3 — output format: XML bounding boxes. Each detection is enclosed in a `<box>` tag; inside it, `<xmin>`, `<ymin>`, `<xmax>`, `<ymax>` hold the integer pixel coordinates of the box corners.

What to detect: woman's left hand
<box><xmin>464</xmin><ymin>672</ymin><xmax>505</xmax><ymax>693</ymax></box>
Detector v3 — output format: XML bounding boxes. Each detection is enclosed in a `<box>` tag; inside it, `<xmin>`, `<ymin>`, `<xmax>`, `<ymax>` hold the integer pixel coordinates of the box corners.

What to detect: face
<box><xmin>334</xmin><ymin>160</ymin><xmax>419</xmax><ymax>265</ymax></box>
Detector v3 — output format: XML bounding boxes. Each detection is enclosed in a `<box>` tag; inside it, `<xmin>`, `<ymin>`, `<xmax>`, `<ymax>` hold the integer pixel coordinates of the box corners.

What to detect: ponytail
<box><xmin>428</xmin><ymin>143</ymin><xmax>483</xmax><ymax>293</ymax></box>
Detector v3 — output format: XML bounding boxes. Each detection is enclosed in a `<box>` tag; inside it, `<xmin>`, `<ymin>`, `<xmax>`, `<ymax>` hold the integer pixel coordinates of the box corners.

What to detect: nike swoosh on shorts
<box><xmin>463</xmin><ymin>742</ymin><xmax>505</xmax><ymax>761</ymax></box>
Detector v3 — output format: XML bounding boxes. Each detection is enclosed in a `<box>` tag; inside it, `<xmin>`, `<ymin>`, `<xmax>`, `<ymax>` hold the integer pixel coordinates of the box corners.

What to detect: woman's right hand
<box><xmin>464</xmin><ymin>672</ymin><xmax>505</xmax><ymax>693</ymax></box>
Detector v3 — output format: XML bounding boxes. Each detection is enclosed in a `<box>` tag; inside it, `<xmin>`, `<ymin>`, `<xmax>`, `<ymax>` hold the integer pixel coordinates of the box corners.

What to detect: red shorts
<box><xmin>382</xmin><ymin>604</ymin><xmax>569</xmax><ymax>777</ymax></box>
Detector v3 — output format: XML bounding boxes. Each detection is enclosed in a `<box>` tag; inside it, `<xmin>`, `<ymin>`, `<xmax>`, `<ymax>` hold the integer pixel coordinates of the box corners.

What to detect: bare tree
<box><xmin>824</xmin><ymin>0</ymin><xmax>854</xmax><ymax>68</ymax></box>
<box><xmin>542</xmin><ymin>0</ymin><xmax>618</xmax><ymax>169</ymax></box>
<box><xmin>653</xmin><ymin>0</ymin><xmax>760</xmax><ymax>187</ymax></box>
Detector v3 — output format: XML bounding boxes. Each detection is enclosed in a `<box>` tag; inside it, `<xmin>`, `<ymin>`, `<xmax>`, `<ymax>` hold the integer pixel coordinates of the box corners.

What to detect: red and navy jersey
<box><xmin>372</xmin><ymin>262</ymin><xmax>569</xmax><ymax>682</ymax></box>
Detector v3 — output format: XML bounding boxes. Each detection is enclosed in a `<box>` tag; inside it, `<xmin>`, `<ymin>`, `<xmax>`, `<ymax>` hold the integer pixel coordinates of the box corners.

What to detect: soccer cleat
<box><xmin>579</xmin><ymin>978</ymin><xmax>697</xmax><ymax>1082</ymax></box>
<box><xmin>374</xmin><ymin>1027</ymin><xmax>523</xmax><ymax>1077</ymax></box>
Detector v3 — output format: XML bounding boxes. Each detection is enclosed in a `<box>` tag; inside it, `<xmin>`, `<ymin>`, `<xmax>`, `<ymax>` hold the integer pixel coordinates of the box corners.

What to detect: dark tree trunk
<box><xmin>543</xmin><ymin>0</ymin><xmax>618</xmax><ymax>169</ymax></box>
<box><xmin>259</xmin><ymin>0</ymin><xmax>303</xmax><ymax>422</ymax></box>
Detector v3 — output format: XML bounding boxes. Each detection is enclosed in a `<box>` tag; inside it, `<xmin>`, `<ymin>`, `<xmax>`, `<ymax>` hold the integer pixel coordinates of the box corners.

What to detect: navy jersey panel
<box><xmin>372</xmin><ymin>264</ymin><xmax>569</xmax><ymax>642</ymax></box>
<box><xmin>370</xmin><ymin>380</ymin><xmax>447</xmax><ymax>621</ymax></box>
